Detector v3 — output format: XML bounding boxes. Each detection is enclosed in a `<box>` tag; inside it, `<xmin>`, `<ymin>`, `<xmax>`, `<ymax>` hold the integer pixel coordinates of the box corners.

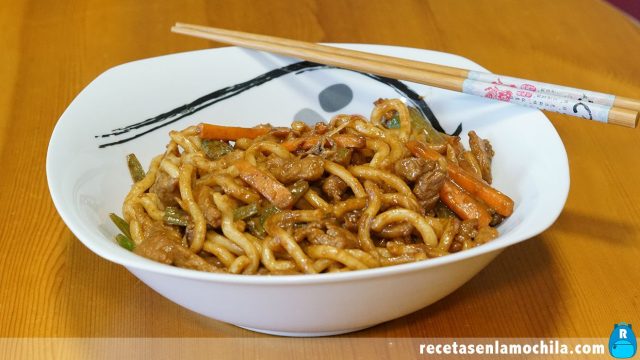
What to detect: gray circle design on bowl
<box><xmin>293</xmin><ymin>108</ymin><xmax>326</xmax><ymax>125</ymax></box>
<box><xmin>318</xmin><ymin>83</ymin><xmax>353</xmax><ymax>112</ymax></box>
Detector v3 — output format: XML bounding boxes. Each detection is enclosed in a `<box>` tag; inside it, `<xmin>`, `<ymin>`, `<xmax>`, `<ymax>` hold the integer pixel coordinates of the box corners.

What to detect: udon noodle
<box><xmin>113</xmin><ymin>99</ymin><xmax>514</xmax><ymax>275</ymax></box>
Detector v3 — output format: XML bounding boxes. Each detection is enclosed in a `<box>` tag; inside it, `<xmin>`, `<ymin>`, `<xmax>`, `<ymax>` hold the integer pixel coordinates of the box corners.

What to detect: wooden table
<box><xmin>1</xmin><ymin>0</ymin><xmax>639</xmax><ymax>357</ymax></box>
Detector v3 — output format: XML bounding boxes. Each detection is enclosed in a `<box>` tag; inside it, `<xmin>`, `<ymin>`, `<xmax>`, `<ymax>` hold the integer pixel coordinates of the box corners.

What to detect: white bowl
<box><xmin>46</xmin><ymin>44</ymin><xmax>569</xmax><ymax>336</ymax></box>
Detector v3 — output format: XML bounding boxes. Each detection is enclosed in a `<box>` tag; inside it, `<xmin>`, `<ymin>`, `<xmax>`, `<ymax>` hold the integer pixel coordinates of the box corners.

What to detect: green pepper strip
<box><xmin>116</xmin><ymin>233</ymin><xmax>135</xmax><ymax>251</ymax></box>
<box><xmin>126</xmin><ymin>153</ymin><xmax>146</xmax><ymax>183</ymax></box>
<box><xmin>233</xmin><ymin>203</ymin><xmax>259</xmax><ymax>221</ymax></box>
<box><xmin>163</xmin><ymin>207</ymin><xmax>190</xmax><ymax>227</ymax></box>
<box><xmin>109</xmin><ymin>213</ymin><xmax>132</xmax><ymax>239</ymax></box>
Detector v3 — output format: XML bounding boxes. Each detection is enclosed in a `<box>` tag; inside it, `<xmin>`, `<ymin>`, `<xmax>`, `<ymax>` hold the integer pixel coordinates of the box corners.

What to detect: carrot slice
<box><xmin>447</xmin><ymin>160</ymin><xmax>514</xmax><ymax>217</ymax></box>
<box><xmin>440</xmin><ymin>180</ymin><xmax>492</xmax><ymax>227</ymax></box>
<box><xmin>407</xmin><ymin>140</ymin><xmax>514</xmax><ymax>217</ymax></box>
<box><xmin>235</xmin><ymin>160</ymin><xmax>293</xmax><ymax>209</ymax></box>
<box><xmin>199</xmin><ymin>123</ymin><xmax>270</xmax><ymax>141</ymax></box>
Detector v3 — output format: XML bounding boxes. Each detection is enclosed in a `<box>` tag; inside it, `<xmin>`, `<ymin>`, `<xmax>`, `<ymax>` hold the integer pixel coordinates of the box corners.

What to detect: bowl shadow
<box><xmin>552</xmin><ymin>209</ymin><xmax>637</xmax><ymax>246</ymax></box>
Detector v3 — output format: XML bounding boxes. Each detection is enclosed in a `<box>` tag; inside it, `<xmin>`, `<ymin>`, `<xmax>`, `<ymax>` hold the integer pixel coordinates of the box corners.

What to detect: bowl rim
<box><xmin>46</xmin><ymin>44</ymin><xmax>570</xmax><ymax>286</ymax></box>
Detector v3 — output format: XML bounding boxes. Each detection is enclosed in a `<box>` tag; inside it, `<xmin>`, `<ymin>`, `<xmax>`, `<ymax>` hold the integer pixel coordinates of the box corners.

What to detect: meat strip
<box><xmin>322</xmin><ymin>175</ymin><xmax>348</xmax><ymax>201</ymax></box>
<box><xmin>394</xmin><ymin>157</ymin><xmax>428</xmax><ymax>182</ymax></box>
<box><xmin>413</xmin><ymin>160</ymin><xmax>446</xmax><ymax>211</ymax></box>
<box><xmin>468</xmin><ymin>130</ymin><xmax>494</xmax><ymax>184</ymax></box>
<box><xmin>149</xmin><ymin>170</ymin><xmax>180</xmax><ymax>207</ymax></box>
<box><xmin>266</xmin><ymin>155</ymin><xmax>325</xmax><ymax>184</ymax></box>
<box><xmin>134</xmin><ymin>224</ymin><xmax>218</xmax><ymax>272</ymax></box>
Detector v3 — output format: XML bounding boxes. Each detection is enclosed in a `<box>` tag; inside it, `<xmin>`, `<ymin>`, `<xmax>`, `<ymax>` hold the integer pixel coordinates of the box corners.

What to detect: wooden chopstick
<box><xmin>174</xmin><ymin>22</ymin><xmax>470</xmax><ymax>78</ymax></box>
<box><xmin>171</xmin><ymin>23</ymin><xmax>639</xmax><ymax>128</ymax></box>
<box><xmin>175</xmin><ymin>23</ymin><xmax>640</xmax><ymax>114</ymax></box>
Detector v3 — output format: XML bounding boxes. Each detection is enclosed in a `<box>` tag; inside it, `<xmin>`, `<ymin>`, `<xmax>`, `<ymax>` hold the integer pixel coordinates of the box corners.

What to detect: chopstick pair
<box><xmin>171</xmin><ymin>22</ymin><xmax>639</xmax><ymax>128</ymax></box>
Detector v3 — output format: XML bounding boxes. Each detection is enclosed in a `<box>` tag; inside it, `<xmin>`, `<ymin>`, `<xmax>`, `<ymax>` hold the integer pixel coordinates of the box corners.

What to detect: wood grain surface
<box><xmin>1</xmin><ymin>0</ymin><xmax>639</xmax><ymax>351</ymax></box>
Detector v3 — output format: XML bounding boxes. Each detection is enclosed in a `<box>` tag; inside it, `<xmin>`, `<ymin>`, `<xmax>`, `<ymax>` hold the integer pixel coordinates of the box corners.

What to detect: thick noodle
<box><xmin>118</xmin><ymin>99</ymin><xmax>510</xmax><ymax>274</ymax></box>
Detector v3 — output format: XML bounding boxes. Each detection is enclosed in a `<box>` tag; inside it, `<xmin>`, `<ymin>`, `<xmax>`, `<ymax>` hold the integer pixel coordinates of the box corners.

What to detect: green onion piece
<box><xmin>246</xmin><ymin>205</ymin><xmax>281</xmax><ymax>238</ymax></box>
<box><xmin>262</xmin><ymin>205</ymin><xmax>280</xmax><ymax>219</ymax></box>
<box><xmin>126</xmin><ymin>153</ymin><xmax>146</xmax><ymax>183</ymax></box>
<box><xmin>385</xmin><ymin>113</ymin><xmax>401</xmax><ymax>129</ymax></box>
<box><xmin>288</xmin><ymin>180</ymin><xmax>309</xmax><ymax>204</ymax></box>
<box><xmin>109</xmin><ymin>213</ymin><xmax>131</xmax><ymax>239</ymax></box>
<box><xmin>233</xmin><ymin>203</ymin><xmax>259</xmax><ymax>221</ymax></box>
<box><xmin>201</xmin><ymin>139</ymin><xmax>233</xmax><ymax>160</ymax></box>
<box><xmin>408</xmin><ymin>106</ymin><xmax>445</xmax><ymax>145</ymax></box>
<box><xmin>163</xmin><ymin>206</ymin><xmax>190</xmax><ymax>227</ymax></box>
<box><xmin>116</xmin><ymin>233</ymin><xmax>135</xmax><ymax>251</ymax></box>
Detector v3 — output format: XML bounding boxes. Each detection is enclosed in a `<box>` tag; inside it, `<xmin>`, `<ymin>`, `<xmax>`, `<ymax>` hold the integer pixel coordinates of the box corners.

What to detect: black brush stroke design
<box><xmin>96</xmin><ymin>61</ymin><xmax>461</xmax><ymax>148</ymax></box>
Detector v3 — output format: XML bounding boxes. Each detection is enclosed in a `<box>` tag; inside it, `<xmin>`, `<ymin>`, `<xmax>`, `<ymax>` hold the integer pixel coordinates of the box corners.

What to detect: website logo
<box><xmin>609</xmin><ymin>322</ymin><xmax>637</xmax><ymax>359</ymax></box>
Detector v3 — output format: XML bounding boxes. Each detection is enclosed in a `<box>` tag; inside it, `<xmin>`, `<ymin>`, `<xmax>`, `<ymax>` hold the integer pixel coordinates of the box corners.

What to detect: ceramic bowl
<box><xmin>47</xmin><ymin>44</ymin><xmax>569</xmax><ymax>336</ymax></box>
